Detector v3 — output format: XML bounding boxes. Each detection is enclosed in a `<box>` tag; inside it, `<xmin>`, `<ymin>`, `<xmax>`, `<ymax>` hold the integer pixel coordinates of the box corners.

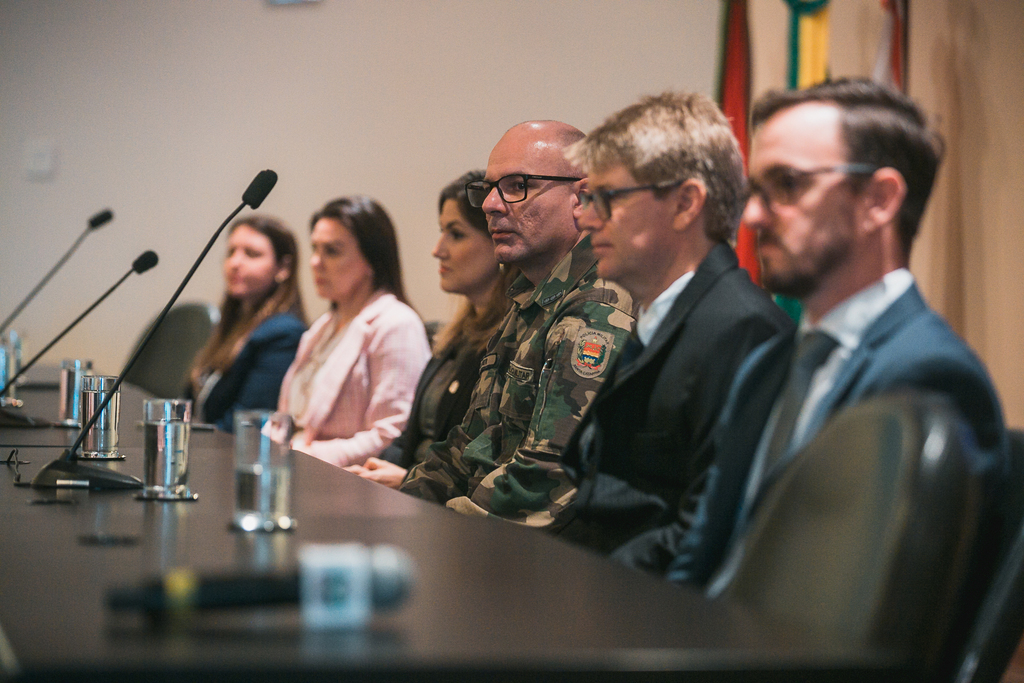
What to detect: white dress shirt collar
<box><xmin>802</xmin><ymin>268</ymin><xmax>915</xmax><ymax>352</ymax></box>
<box><xmin>635</xmin><ymin>270</ymin><xmax>696</xmax><ymax>346</ymax></box>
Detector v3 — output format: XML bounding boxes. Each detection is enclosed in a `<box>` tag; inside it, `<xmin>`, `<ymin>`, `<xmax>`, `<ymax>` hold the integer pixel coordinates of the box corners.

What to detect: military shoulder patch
<box><xmin>571</xmin><ymin>328</ymin><xmax>614</xmax><ymax>378</ymax></box>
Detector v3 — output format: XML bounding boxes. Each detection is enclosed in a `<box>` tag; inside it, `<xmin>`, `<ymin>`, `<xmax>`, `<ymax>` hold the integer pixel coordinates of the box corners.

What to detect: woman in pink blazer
<box><xmin>278</xmin><ymin>196</ymin><xmax>430</xmax><ymax>467</ymax></box>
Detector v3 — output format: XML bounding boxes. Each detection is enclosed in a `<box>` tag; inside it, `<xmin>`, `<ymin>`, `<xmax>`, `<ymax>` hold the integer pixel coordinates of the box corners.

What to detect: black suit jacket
<box><xmin>557</xmin><ymin>243</ymin><xmax>793</xmax><ymax>573</ymax></box>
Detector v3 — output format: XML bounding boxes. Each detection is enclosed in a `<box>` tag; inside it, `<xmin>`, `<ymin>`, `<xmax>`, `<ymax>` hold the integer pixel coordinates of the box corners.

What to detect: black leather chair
<box><xmin>720</xmin><ymin>392</ymin><xmax>1004</xmax><ymax>679</ymax></box>
<box><xmin>951</xmin><ymin>428</ymin><xmax>1024</xmax><ymax>683</ymax></box>
<box><xmin>123</xmin><ymin>302</ymin><xmax>220</xmax><ymax>398</ymax></box>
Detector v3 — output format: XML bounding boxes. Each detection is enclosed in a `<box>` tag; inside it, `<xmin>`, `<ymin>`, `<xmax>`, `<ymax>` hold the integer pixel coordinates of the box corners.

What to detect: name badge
<box><xmin>506</xmin><ymin>362</ymin><xmax>534</xmax><ymax>384</ymax></box>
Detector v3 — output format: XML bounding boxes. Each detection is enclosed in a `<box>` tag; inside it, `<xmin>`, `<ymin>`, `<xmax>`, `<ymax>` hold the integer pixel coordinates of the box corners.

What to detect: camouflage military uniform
<box><xmin>401</xmin><ymin>236</ymin><xmax>635</xmax><ymax>528</ymax></box>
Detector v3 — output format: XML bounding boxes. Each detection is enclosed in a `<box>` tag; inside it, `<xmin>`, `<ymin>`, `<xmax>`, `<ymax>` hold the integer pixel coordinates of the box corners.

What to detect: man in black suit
<box><xmin>554</xmin><ymin>92</ymin><xmax>793</xmax><ymax>574</ymax></box>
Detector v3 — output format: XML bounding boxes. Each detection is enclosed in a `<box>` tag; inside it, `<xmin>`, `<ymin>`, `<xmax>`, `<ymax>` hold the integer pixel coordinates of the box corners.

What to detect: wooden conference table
<box><xmin>0</xmin><ymin>381</ymin><xmax>915</xmax><ymax>682</ymax></box>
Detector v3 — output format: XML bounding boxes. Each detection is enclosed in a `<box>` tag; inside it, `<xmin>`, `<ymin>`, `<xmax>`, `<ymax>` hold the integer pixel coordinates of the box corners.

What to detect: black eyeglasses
<box><xmin>580</xmin><ymin>179</ymin><xmax>684</xmax><ymax>221</ymax></box>
<box><xmin>466</xmin><ymin>174</ymin><xmax>582</xmax><ymax>208</ymax></box>
<box><xmin>748</xmin><ymin>163</ymin><xmax>877</xmax><ymax>208</ymax></box>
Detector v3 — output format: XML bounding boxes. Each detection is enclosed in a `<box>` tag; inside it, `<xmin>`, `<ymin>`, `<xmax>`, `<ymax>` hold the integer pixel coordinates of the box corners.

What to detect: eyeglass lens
<box><xmin>750</xmin><ymin>164</ymin><xmax>876</xmax><ymax>207</ymax></box>
<box><xmin>581</xmin><ymin>192</ymin><xmax>611</xmax><ymax>220</ymax></box>
<box><xmin>466</xmin><ymin>175</ymin><xmax>530</xmax><ymax>207</ymax></box>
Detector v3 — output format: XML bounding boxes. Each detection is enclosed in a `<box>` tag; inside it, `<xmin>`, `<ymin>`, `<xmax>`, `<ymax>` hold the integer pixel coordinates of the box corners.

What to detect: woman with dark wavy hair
<box><xmin>278</xmin><ymin>196</ymin><xmax>430</xmax><ymax>467</ymax></box>
<box><xmin>346</xmin><ymin>171</ymin><xmax>516</xmax><ymax>487</ymax></box>
<box><xmin>189</xmin><ymin>215</ymin><xmax>306</xmax><ymax>431</ymax></box>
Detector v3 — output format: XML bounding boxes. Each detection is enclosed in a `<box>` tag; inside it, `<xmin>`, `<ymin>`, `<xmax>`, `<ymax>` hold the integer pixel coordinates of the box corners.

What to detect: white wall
<box><xmin>0</xmin><ymin>0</ymin><xmax>720</xmax><ymax>374</ymax></box>
<box><xmin>7</xmin><ymin>0</ymin><xmax>1021</xmax><ymax>427</ymax></box>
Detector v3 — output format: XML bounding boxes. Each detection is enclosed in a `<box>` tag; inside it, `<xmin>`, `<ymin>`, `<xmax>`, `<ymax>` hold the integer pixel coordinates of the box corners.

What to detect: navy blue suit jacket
<box><xmin>667</xmin><ymin>283</ymin><xmax>1008</xmax><ymax>586</ymax></box>
<box><xmin>200</xmin><ymin>313</ymin><xmax>306</xmax><ymax>431</ymax></box>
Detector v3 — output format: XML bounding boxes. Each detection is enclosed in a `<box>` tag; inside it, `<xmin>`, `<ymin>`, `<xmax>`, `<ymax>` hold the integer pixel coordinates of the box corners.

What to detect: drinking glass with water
<box><xmin>232</xmin><ymin>410</ymin><xmax>295</xmax><ymax>532</ymax></box>
<box><xmin>138</xmin><ymin>398</ymin><xmax>196</xmax><ymax>501</ymax></box>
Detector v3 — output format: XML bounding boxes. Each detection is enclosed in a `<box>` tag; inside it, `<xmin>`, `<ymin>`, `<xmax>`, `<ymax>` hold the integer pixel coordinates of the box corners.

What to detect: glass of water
<box><xmin>79</xmin><ymin>375</ymin><xmax>121</xmax><ymax>459</ymax></box>
<box><xmin>137</xmin><ymin>398</ymin><xmax>196</xmax><ymax>501</ymax></box>
<box><xmin>57</xmin><ymin>359</ymin><xmax>86</xmax><ymax>427</ymax></box>
<box><xmin>0</xmin><ymin>331</ymin><xmax>23</xmax><ymax>408</ymax></box>
<box><xmin>232</xmin><ymin>410</ymin><xmax>295</xmax><ymax>532</ymax></box>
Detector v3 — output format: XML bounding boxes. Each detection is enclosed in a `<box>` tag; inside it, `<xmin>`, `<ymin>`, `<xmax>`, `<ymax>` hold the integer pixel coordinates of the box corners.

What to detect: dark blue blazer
<box><xmin>557</xmin><ymin>244</ymin><xmax>794</xmax><ymax>571</ymax></box>
<box><xmin>667</xmin><ymin>283</ymin><xmax>1008</xmax><ymax>586</ymax></box>
<box><xmin>200</xmin><ymin>313</ymin><xmax>306</xmax><ymax>432</ymax></box>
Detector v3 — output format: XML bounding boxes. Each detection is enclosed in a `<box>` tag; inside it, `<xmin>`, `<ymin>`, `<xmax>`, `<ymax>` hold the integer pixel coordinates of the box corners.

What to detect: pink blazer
<box><xmin>278</xmin><ymin>292</ymin><xmax>430</xmax><ymax>467</ymax></box>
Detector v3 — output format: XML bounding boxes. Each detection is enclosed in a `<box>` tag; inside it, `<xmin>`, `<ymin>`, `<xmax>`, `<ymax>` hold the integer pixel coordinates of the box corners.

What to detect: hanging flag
<box><xmin>785</xmin><ymin>0</ymin><xmax>831</xmax><ymax>89</ymax></box>
<box><xmin>777</xmin><ymin>0</ymin><xmax>831</xmax><ymax>322</ymax></box>
<box><xmin>872</xmin><ymin>0</ymin><xmax>907</xmax><ymax>91</ymax></box>
<box><xmin>717</xmin><ymin>0</ymin><xmax>760</xmax><ymax>284</ymax></box>
<box><xmin>793</xmin><ymin>1</ymin><xmax>830</xmax><ymax>88</ymax></box>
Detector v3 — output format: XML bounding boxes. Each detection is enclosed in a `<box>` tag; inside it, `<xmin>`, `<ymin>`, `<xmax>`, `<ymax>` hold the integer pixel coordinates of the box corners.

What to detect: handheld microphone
<box><xmin>0</xmin><ymin>209</ymin><xmax>114</xmax><ymax>336</ymax></box>
<box><xmin>0</xmin><ymin>251</ymin><xmax>158</xmax><ymax>397</ymax></box>
<box><xmin>30</xmin><ymin>172</ymin><xmax>278</xmax><ymax>490</ymax></box>
<box><xmin>107</xmin><ymin>543</ymin><xmax>415</xmax><ymax>629</ymax></box>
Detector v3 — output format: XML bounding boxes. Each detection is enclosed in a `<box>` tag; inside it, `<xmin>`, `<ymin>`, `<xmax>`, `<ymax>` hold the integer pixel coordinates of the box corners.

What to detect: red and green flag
<box><xmin>716</xmin><ymin>0</ymin><xmax>759</xmax><ymax>284</ymax></box>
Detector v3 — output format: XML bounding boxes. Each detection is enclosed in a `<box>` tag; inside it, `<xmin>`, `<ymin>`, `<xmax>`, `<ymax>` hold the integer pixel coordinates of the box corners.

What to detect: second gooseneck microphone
<box><xmin>0</xmin><ymin>251</ymin><xmax>159</xmax><ymax>398</ymax></box>
<box><xmin>31</xmin><ymin>171</ymin><xmax>278</xmax><ymax>490</ymax></box>
<box><xmin>0</xmin><ymin>209</ymin><xmax>114</xmax><ymax>336</ymax></box>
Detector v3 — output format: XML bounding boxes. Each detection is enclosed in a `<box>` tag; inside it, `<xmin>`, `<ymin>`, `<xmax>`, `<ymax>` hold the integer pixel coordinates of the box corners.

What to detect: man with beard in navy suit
<box><xmin>667</xmin><ymin>78</ymin><xmax>1007</xmax><ymax>591</ymax></box>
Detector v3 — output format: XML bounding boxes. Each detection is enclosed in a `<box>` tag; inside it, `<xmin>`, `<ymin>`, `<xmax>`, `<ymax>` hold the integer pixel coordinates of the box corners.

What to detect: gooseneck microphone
<box><xmin>241</xmin><ymin>171</ymin><xmax>277</xmax><ymax>209</ymax></box>
<box><xmin>0</xmin><ymin>251</ymin><xmax>158</xmax><ymax>398</ymax></box>
<box><xmin>31</xmin><ymin>171</ymin><xmax>278</xmax><ymax>490</ymax></box>
<box><xmin>0</xmin><ymin>209</ymin><xmax>114</xmax><ymax>336</ymax></box>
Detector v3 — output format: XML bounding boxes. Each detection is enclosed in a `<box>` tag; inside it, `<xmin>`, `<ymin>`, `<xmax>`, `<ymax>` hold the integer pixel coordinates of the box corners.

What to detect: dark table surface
<box><xmin>0</xmin><ymin>382</ymin><xmax>915</xmax><ymax>682</ymax></box>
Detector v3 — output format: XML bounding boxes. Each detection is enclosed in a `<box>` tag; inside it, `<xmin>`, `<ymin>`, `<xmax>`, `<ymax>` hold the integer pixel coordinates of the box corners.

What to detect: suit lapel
<box><xmin>726</xmin><ymin>333</ymin><xmax>794</xmax><ymax>451</ymax></box>
<box><xmin>720</xmin><ymin>332</ymin><xmax>795</xmax><ymax>527</ymax></box>
<box><xmin>612</xmin><ymin>244</ymin><xmax>738</xmax><ymax>388</ymax></box>
<box><xmin>797</xmin><ymin>285</ymin><xmax>929</xmax><ymax>447</ymax></box>
<box><xmin>303</xmin><ymin>293</ymin><xmax>391</xmax><ymax>433</ymax></box>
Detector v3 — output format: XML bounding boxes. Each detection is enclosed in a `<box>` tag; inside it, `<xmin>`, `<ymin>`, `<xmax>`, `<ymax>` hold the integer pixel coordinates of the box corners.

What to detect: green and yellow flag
<box><xmin>775</xmin><ymin>0</ymin><xmax>831</xmax><ymax>322</ymax></box>
<box><xmin>785</xmin><ymin>0</ymin><xmax>830</xmax><ymax>89</ymax></box>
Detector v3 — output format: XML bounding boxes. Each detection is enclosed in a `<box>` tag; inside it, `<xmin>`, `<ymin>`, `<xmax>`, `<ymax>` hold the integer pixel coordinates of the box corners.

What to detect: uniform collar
<box><xmin>509</xmin><ymin>236</ymin><xmax>598</xmax><ymax>311</ymax></box>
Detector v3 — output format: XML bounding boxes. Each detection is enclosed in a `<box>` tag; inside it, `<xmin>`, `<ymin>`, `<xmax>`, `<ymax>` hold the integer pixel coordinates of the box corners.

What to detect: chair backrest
<box><xmin>423</xmin><ymin>320</ymin><xmax>443</xmax><ymax>348</ymax></box>
<box><xmin>721</xmin><ymin>392</ymin><xmax>997</xmax><ymax>674</ymax></box>
<box><xmin>951</xmin><ymin>428</ymin><xmax>1024</xmax><ymax>683</ymax></box>
<box><xmin>123</xmin><ymin>302</ymin><xmax>220</xmax><ymax>397</ymax></box>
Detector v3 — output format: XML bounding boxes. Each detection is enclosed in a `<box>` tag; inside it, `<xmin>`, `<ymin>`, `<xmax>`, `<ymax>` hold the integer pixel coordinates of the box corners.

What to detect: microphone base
<box><xmin>30</xmin><ymin>454</ymin><xmax>143</xmax><ymax>490</ymax></box>
<box><xmin>0</xmin><ymin>406</ymin><xmax>49</xmax><ymax>428</ymax></box>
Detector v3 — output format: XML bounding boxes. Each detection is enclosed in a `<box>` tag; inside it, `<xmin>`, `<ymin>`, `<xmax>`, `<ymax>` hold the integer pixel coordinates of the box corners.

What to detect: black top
<box><xmin>380</xmin><ymin>341</ymin><xmax>484</xmax><ymax>469</ymax></box>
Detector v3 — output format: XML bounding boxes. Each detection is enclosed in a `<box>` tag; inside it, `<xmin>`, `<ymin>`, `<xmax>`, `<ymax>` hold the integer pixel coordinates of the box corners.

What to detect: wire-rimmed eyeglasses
<box><xmin>580</xmin><ymin>179</ymin><xmax>685</xmax><ymax>221</ymax></box>
<box><xmin>747</xmin><ymin>163</ymin><xmax>877</xmax><ymax>208</ymax></box>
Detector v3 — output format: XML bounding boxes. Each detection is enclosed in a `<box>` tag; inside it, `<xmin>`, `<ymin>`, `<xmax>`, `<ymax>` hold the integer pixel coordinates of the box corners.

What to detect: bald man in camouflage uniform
<box><xmin>401</xmin><ymin>121</ymin><xmax>635</xmax><ymax>528</ymax></box>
